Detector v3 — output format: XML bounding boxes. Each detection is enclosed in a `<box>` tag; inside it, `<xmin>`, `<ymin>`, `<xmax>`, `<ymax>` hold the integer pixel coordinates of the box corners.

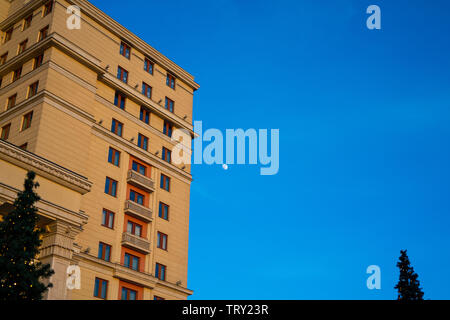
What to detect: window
<box><xmin>98</xmin><ymin>242</ymin><xmax>111</xmax><ymax>261</ymax></box>
<box><xmin>166</xmin><ymin>74</ymin><xmax>175</xmax><ymax>89</ymax></box>
<box><xmin>0</xmin><ymin>53</ymin><xmax>7</xmax><ymax>65</ymax></box>
<box><xmin>43</xmin><ymin>1</ymin><xmax>53</xmax><ymax>16</ymax></box>
<box><xmin>139</xmin><ymin>106</ymin><xmax>150</xmax><ymax>124</ymax></box>
<box><xmin>121</xmin><ymin>287</ymin><xmax>137</xmax><ymax>300</ymax></box>
<box><xmin>33</xmin><ymin>54</ymin><xmax>44</xmax><ymax>70</ymax></box>
<box><xmin>120</xmin><ymin>42</ymin><xmax>131</xmax><ymax>59</ymax></box>
<box><xmin>124</xmin><ymin>253</ymin><xmax>140</xmax><ymax>271</ymax></box>
<box><xmin>114</xmin><ymin>91</ymin><xmax>126</xmax><ymax>109</ymax></box>
<box><xmin>117</xmin><ymin>66</ymin><xmax>128</xmax><ymax>83</ymax></box>
<box><xmin>94</xmin><ymin>278</ymin><xmax>108</xmax><ymax>299</ymax></box>
<box><xmin>12</xmin><ymin>67</ymin><xmax>22</xmax><ymax>82</ymax></box>
<box><xmin>142</xmin><ymin>82</ymin><xmax>152</xmax><ymax>99</ymax></box>
<box><xmin>155</xmin><ymin>263</ymin><xmax>166</xmax><ymax>281</ymax></box>
<box><xmin>129</xmin><ymin>190</ymin><xmax>144</xmax><ymax>206</ymax></box>
<box><xmin>160</xmin><ymin>174</ymin><xmax>170</xmax><ymax>192</ymax></box>
<box><xmin>4</xmin><ymin>28</ymin><xmax>12</xmax><ymax>43</ymax></box>
<box><xmin>101</xmin><ymin>209</ymin><xmax>115</xmax><ymax>229</ymax></box>
<box><xmin>38</xmin><ymin>26</ymin><xmax>49</xmax><ymax>42</ymax></box>
<box><xmin>165</xmin><ymin>97</ymin><xmax>174</xmax><ymax>113</ymax></box>
<box><xmin>163</xmin><ymin>121</ymin><xmax>173</xmax><ymax>138</ymax></box>
<box><xmin>6</xmin><ymin>94</ymin><xmax>17</xmax><ymax>110</ymax></box>
<box><xmin>19</xmin><ymin>143</ymin><xmax>28</xmax><ymax>150</ymax></box>
<box><xmin>127</xmin><ymin>221</ymin><xmax>142</xmax><ymax>237</ymax></box>
<box><xmin>154</xmin><ymin>296</ymin><xmax>165</xmax><ymax>300</ymax></box>
<box><xmin>111</xmin><ymin>119</ymin><xmax>123</xmax><ymax>137</ymax></box>
<box><xmin>28</xmin><ymin>81</ymin><xmax>39</xmax><ymax>98</ymax></box>
<box><xmin>108</xmin><ymin>147</ymin><xmax>120</xmax><ymax>166</ymax></box>
<box><xmin>1</xmin><ymin>124</ymin><xmax>11</xmax><ymax>140</ymax></box>
<box><xmin>23</xmin><ymin>15</ymin><xmax>32</xmax><ymax>30</ymax></box>
<box><xmin>21</xmin><ymin>111</ymin><xmax>33</xmax><ymax>131</ymax></box>
<box><xmin>144</xmin><ymin>58</ymin><xmax>153</xmax><ymax>74</ymax></box>
<box><xmin>162</xmin><ymin>147</ymin><xmax>171</xmax><ymax>163</ymax></box>
<box><xmin>137</xmin><ymin>133</ymin><xmax>148</xmax><ymax>151</ymax></box>
<box><xmin>132</xmin><ymin>161</ymin><xmax>147</xmax><ymax>176</ymax></box>
<box><xmin>158</xmin><ymin>202</ymin><xmax>169</xmax><ymax>220</ymax></box>
<box><xmin>104</xmin><ymin>177</ymin><xmax>118</xmax><ymax>197</ymax></box>
<box><xmin>18</xmin><ymin>40</ymin><xmax>28</xmax><ymax>55</ymax></box>
<box><xmin>157</xmin><ymin>232</ymin><xmax>168</xmax><ymax>250</ymax></box>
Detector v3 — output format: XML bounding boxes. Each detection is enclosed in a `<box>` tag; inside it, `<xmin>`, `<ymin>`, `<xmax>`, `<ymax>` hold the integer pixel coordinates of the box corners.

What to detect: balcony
<box><xmin>127</xmin><ymin>170</ymin><xmax>155</xmax><ymax>193</ymax></box>
<box><xmin>121</xmin><ymin>232</ymin><xmax>151</xmax><ymax>254</ymax></box>
<box><xmin>124</xmin><ymin>200</ymin><xmax>153</xmax><ymax>222</ymax></box>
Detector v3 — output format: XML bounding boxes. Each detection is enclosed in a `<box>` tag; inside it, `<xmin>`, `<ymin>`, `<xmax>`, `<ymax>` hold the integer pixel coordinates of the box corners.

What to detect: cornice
<box><xmin>0</xmin><ymin>182</ymin><xmax>89</xmax><ymax>230</ymax></box>
<box><xmin>65</xmin><ymin>0</ymin><xmax>200</xmax><ymax>92</ymax></box>
<box><xmin>0</xmin><ymin>32</ymin><xmax>104</xmax><ymax>78</ymax></box>
<box><xmin>92</xmin><ymin>123</ymin><xmax>193</xmax><ymax>184</ymax></box>
<box><xmin>0</xmin><ymin>139</ymin><xmax>92</xmax><ymax>194</ymax></box>
<box><xmin>99</xmin><ymin>71</ymin><xmax>195</xmax><ymax>136</ymax></box>
<box><xmin>0</xmin><ymin>0</ymin><xmax>46</xmax><ymax>31</ymax></box>
<box><xmin>73</xmin><ymin>252</ymin><xmax>193</xmax><ymax>296</ymax></box>
<box><xmin>95</xmin><ymin>93</ymin><xmax>192</xmax><ymax>151</ymax></box>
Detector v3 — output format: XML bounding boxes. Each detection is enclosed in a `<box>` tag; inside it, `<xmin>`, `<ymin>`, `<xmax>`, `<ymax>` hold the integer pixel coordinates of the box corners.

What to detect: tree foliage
<box><xmin>394</xmin><ymin>249</ymin><xmax>424</xmax><ymax>300</ymax></box>
<box><xmin>0</xmin><ymin>171</ymin><xmax>54</xmax><ymax>300</ymax></box>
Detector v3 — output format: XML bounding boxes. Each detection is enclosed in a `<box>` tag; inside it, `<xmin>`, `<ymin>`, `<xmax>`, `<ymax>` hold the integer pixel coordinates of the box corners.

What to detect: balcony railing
<box><xmin>121</xmin><ymin>232</ymin><xmax>151</xmax><ymax>254</ymax></box>
<box><xmin>127</xmin><ymin>170</ymin><xmax>155</xmax><ymax>193</ymax></box>
<box><xmin>124</xmin><ymin>200</ymin><xmax>153</xmax><ymax>222</ymax></box>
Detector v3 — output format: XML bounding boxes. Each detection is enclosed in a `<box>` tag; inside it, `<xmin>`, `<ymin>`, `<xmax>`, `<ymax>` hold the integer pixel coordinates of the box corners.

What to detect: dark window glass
<box><xmin>108</xmin><ymin>147</ymin><xmax>120</xmax><ymax>166</ymax></box>
<box><xmin>144</xmin><ymin>58</ymin><xmax>153</xmax><ymax>74</ymax></box>
<box><xmin>137</xmin><ymin>134</ymin><xmax>148</xmax><ymax>151</ymax></box>
<box><xmin>98</xmin><ymin>242</ymin><xmax>111</xmax><ymax>261</ymax></box>
<box><xmin>166</xmin><ymin>74</ymin><xmax>175</xmax><ymax>89</ymax></box>
<box><xmin>155</xmin><ymin>263</ymin><xmax>166</xmax><ymax>281</ymax></box>
<box><xmin>111</xmin><ymin>119</ymin><xmax>123</xmax><ymax>137</ymax></box>
<box><xmin>101</xmin><ymin>209</ymin><xmax>115</xmax><ymax>229</ymax></box>
<box><xmin>142</xmin><ymin>82</ymin><xmax>152</xmax><ymax>99</ymax></box>
<box><xmin>140</xmin><ymin>107</ymin><xmax>150</xmax><ymax>124</ymax></box>
<box><xmin>132</xmin><ymin>161</ymin><xmax>147</xmax><ymax>176</ymax></box>
<box><xmin>120</xmin><ymin>42</ymin><xmax>131</xmax><ymax>59</ymax></box>
<box><xmin>130</xmin><ymin>190</ymin><xmax>144</xmax><ymax>206</ymax></box>
<box><xmin>117</xmin><ymin>66</ymin><xmax>128</xmax><ymax>83</ymax></box>
<box><xmin>163</xmin><ymin>121</ymin><xmax>173</xmax><ymax>137</ymax></box>
<box><xmin>158</xmin><ymin>202</ymin><xmax>169</xmax><ymax>220</ymax></box>
<box><xmin>94</xmin><ymin>278</ymin><xmax>108</xmax><ymax>299</ymax></box>
<box><xmin>104</xmin><ymin>177</ymin><xmax>118</xmax><ymax>197</ymax></box>
<box><xmin>114</xmin><ymin>91</ymin><xmax>126</xmax><ymax>109</ymax></box>
<box><xmin>165</xmin><ymin>97</ymin><xmax>174</xmax><ymax>113</ymax></box>
<box><xmin>160</xmin><ymin>174</ymin><xmax>170</xmax><ymax>192</ymax></box>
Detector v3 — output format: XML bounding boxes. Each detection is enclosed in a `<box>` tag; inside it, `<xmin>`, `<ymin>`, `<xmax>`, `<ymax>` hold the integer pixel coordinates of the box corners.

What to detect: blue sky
<box><xmin>90</xmin><ymin>0</ymin><xmax>450</xmax><ymax>299</ymax></box>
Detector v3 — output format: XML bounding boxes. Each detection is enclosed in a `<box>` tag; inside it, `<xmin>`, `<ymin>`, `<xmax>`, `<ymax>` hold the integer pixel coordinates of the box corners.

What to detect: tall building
<box><xmin>0</xmin><ymin>0</ymin><xmax>199</xmax><ymax>300</ymax></box>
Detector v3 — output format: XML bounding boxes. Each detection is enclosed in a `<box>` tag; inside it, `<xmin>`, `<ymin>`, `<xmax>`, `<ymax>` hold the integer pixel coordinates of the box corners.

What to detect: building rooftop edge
<box><xmin>68</xmin><ymin>0</ymin><xmax>201</xmax><ymax>91</ymax></box>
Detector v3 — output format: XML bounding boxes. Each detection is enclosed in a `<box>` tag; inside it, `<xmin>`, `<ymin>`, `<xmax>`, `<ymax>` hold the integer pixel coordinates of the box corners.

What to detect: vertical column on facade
<box><xmin>39</xmin><ymin>220</ymin><xmax>81</xmax><ymax>300</ymax></box>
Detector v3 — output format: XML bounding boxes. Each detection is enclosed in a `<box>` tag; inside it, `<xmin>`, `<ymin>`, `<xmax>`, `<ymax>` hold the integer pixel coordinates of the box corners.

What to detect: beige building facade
<box><xmin>0</xmin><ymin>0</ymin><xmax>199</xmax><ymax>300</ymax></box>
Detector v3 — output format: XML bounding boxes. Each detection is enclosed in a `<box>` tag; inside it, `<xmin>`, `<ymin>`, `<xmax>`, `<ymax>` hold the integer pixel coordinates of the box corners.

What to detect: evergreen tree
<box><xmin>394</xmin><ymin>249</ymin><xmax>424</xmax><ymax>300</ymax></box>
<box><xmin>0</xmin><ymin>171</ymin><xmax>54</xmax><ymax>300</ymax></box>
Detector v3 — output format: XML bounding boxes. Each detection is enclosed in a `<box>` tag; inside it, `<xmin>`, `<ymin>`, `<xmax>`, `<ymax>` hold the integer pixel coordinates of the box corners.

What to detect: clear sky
<box><xmin>89</xmin><ymin>0</ymin><xmax>450</xmax><ymax>299</ymax></box>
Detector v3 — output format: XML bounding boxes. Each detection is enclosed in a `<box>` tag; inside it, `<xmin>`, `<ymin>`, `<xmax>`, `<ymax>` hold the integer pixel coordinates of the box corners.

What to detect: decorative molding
<box><xmin>91</xmin><ymin>123</ymin><xmax>193</xmax><ymax>184</ymax></box>
<box><xmin>65</xmin><ymin>0</ymin><xmax>200</xmax><ymax>91</ymax></box>
<box><xmin>73</xmin><ymin>252</ymin><xmax>193</xmax><ymax>295</ymax></box>
<box><xmin>0</xmin><ymin>182</ymin><xmax>89</xmax><ymax>230</ymax></box>
<box><xmin>99</xmin><ymin>71</ymin><xmax>195</xmax><ymax>136</ymax></box>
<box><xmin>0</xmin><ymin>32</ymin><xmax>104</xmax><ymax>80</ymax></box>
<box><xmin>0</xmin><ymin>140</ymin><xmax>92</xmax><ymax>194</ymax></box>
<box><xmin>95</xmin><ymin>93</ymin><xmax>192</xmax><ymax>151</ymax></box>
<box><xmin>0</xmin><ymin>0</ymin><xmax>46</xmax><ymax>31</ymax></box>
